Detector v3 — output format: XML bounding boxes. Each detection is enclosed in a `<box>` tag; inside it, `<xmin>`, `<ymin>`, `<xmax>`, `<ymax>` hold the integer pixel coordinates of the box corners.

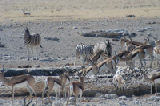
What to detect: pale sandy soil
<box><xmin>0</xmin><ymin>0</ymin><xmax>160</xmax><ymax>23</ymax></box>
<box><xmin>0</xmin><ymin>0</ymin><xmax>160</xmax><ymax>106</ymax></box>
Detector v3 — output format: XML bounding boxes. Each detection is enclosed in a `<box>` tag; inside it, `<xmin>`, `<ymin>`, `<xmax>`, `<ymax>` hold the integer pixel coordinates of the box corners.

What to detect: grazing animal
<box><xmin>75</xmin><ymin>65</ymin><xmax>99</xmax><ymax>82</ymax></box>
<box><xmin>42</xmin><ymin>74</ymin><xmax>65</xmax><ymax>105</ymax></box>
<box><xmin>97</xmin><ymin>58</ymin><xmax>116</xmax><ymax>75</ymax></box>
<box><xmin>143</xmin><ymin>73</ymin><xmax>160</xmax><ymax>95</ymax></box>
<box><xmin>120</xmin><ymin>38</ymin><xmax>129</xmax><ymax>51</ymax></box>
<box><xmin>113</xmin><ymin>73</ymin><xmax>127</xmax><ymax>91</ymax></box>
<box><xmin>24</xmin><ymin>27</ymin><xmax>41</xmax><ymax>60</ymax></box>
<box><xmin>75</xmin><ymin>66</ymin><xmax>98</xmax><ymax>77</ymax></box>
<box><xmin>153</xmin><ymin>45</ymin><xmax>160</xmax><ymax>66</ymax></box>
<box><xmin>126</xmin><ymin>40</ymin><xmax>147</xmax><ymax>47</ymax></box>
<box><xmin>67</xmin><ymin>73</ymin><xmax>85</xmax><ymax>106</ymax></box>
<box><xmin>156</xmin><ymin>40</ymin><xmax>160</xmax><ymax>46</ymax></box>
<box><xmin>127</xmin><ymin>44</ymin><xmax>136</xmax><ymax>52</ymax></box>
<box><xmin>61</xmin><ymin>72</ymin><xmax>70</xmax><ymax>98</ymax></box>
<box><xmin>148</xmin><ymin>35</ymin><xmax>160</xmax><ymax>46</ymax></box>
<box><xmin>135</xmin><ymin>45</ymin><xmax>153</xmax><ymax>68</ymax></box>
<box><xmin>89</xmin><ymin>50</ymin><xmax>105</xmax><ymax>65</ymax></box>
<box><xmin>119</xmin><ymin>49</ymin><xmax>146</xmax><ymax>72</ymax></box>
<box><xmin>120</xmin><ymin>36</ymin><xmax>147</xmax><ymax>51</ymax></box>
<box><xmin>0</xmin><ymin>72</ymin><xmax>37</xmax><ymax>105</ymax></box>
<box><xmin>74</xmin><ymin>43</ymin><xmax>94</xmax><ymax>66</ymax></box>
<box><xmin>112</xmin><ymin>50</ymin><xmax>130</xmax><ymax>70</ymax></box>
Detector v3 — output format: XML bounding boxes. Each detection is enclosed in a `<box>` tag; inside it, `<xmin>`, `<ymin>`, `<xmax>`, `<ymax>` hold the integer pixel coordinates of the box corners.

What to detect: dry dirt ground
<box><xmin>0</xmin><ymin>0</ymin><xmax>160</xmax><ymax>106</ymax></box>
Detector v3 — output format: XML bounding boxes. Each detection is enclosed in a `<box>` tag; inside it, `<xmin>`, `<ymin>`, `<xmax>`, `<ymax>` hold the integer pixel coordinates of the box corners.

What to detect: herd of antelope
<box><xmin>1</xmin><ymin>28</ymin><xmax>160</xmax><ymax>106</ymax></box>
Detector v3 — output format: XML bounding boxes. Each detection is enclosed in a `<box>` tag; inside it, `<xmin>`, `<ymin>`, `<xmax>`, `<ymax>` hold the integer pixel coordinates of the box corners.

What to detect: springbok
<box><xmin>143</xmin><ymin>73</ymin><xmax>160</xmax><ymax>95</ymax></box>
<box><xmin>148</xmin><ymin>34</ymin><xmax>160</xmax><ymax>46</ymax></box>
<box><xmin>0</xmin><ymin>72</ymin><xmax>37</xmax><ymax>105</ymax></box>
<box><xmin>153</xmin><ymin>45</ymin><xmax>160</xmax><ymax>66</ymax></box>
<box><xmin>126</xmin><ymin>40</ymin><xmax>148</xmax><ymax>47</ymax></box>
<box><xmin>67</xmin><ymin>73</ymin><xmax>85</xmax><ymax>106</ymax></box>
<box><xmin>96</xmin><ymin>57</ymin><xmax>116</xmax><ymax>75</ymax></box>
<box><xmin>75</xmin><ymin>66</ymin><xmax>98</xmax><ymax>76</ymax></box>
<box><xmin>120</xmin><ymin>38</ymin><xmax>130</xmax><ymax>51</ymax></box>
<box><xmin>127</xmin><ymin>44</ymin><xmax>136</xmax><ymax>52</ymax></box>
<box><xmin>93</xmin><ymin>40</ymin><xmax>112</xmax><ymax>61</ymax></box>
<box><xmin>156</xmin><ymin>40</ymin><xmax>160</xmax><ymax>45</ymax></box>
<box><xmin>89</xmin><ymin>50</ymin><xmax>105</xmax><ymax>65</ymax></box>
<box><xmin>75</xmin><ymin>65</ymin><xmax>99</xmax><ymax>82</ymax></box>
<box><xmin>61</xmin><ymin>72</ymin><xmax>70</xmax><ymax>98</ymax></box>
<box><xmin>112</xmin><ymin>50</ymin><xmax>130</xmax><ymax>70</ymax></box>
<box><xmin>120</xmin><ymin>36</ymin><xmax>147</xmax><ymax>51</ymax></box>
<box><xmin>42</xmin><ymin>74</ymin><xmax>65</xmax><ymax>105</ymax></box>
<box><xmin>112</xmin><ymin>73</ymin><xmax>127</xmax><ymax>91</ymax></box>
<box><xmin>119</xmin><ymin>49</ymin><xmax>146</xmax><ymax>72</ymax></box>
<box><xmin>135</xmin><ymin>44</ymin><xmax>153</xmax><ymax>68</ymax></box>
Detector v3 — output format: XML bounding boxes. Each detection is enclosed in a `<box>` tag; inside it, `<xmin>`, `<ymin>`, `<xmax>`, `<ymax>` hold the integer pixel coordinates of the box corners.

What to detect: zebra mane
<box><xmin>25</xmin><ymin>27</ymin><xmax>30</xmax><ymax>35</ymax></box>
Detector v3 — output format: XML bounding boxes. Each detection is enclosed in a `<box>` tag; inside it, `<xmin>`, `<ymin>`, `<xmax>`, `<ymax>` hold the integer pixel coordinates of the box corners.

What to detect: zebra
<box><xmin>24</xmin><ymin>27</ymin><xmax>42</xmax><ymax>60</ymax></box>
<box><xmin>74</xmin><ymin>40</ymin><xmax>112</xmax><ymax>66</ymax></box>
<box><xmin>93</xmin><ymin>40</ymin><xmax>112</xmax><ymax>63</ymax></box>
<box><xmin>74</xmin><ymin>43</ymin><xmax>94</xmax><ymax>66</ymax></box>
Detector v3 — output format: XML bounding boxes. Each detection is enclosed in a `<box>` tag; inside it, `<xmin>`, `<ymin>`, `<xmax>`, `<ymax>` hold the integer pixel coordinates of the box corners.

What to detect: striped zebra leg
<box><xmin>27</xmin><ymin>48</ymin><xmax>30</xmax><ymax>60</ymax></box>
<box><xmin>33</xmin><ymin>46</ymin><xmax>39</xmax><ymax>60</ymax></box>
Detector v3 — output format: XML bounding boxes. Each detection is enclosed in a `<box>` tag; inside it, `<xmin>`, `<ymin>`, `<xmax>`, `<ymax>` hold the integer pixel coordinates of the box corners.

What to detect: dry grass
<box><xmin>0</xmin><ymin>0</ymin><xmax>160</xmax><ymax>24</ymax></box>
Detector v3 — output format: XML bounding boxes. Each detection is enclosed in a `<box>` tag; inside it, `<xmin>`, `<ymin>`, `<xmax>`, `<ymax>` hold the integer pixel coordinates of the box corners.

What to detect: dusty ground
<box><xmin>0</xmin><ymin>0</ymin><xmax>160</xmax><ymax>106</ymax></box>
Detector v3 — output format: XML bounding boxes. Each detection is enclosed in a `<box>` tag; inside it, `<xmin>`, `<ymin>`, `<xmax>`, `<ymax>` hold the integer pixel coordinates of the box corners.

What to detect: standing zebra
<box><xmin>24</xmin><ymin>27</ymin><xmax>42</xmax><ymax>60</ymax></box>
<box><xmin>74</xmin><ymin>40</ymin><xmax>112</xmax><ymax>66</ymax></box>
<box><xmin>93</xmin><ymin>40</ymin><xmax>112</xmax><ymax>63</ymax></box>
<box><xmin>74</xmin><ymin>43</ymin><xmax>94</xmax><ymax>66</ymax></box>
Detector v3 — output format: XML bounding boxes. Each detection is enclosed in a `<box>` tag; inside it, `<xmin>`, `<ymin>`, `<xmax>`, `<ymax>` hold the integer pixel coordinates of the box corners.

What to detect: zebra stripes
<box><xmin>93</xmin><ymin>40</ymin><xmax>112</xmax><ymax>62</ymax></box>
<box><xmin>75</xmin><ymin>43</ymin><xmax>94</xmax><ymax>66</ymax></box>
<box><xmin>24</xmin><ymin>27</ymin><xmax>41</xmax><ymax>46</ymax></box>
<box><xmin>24</xmin><ymin>27</ymin><xmax>41</xmax><ymax>60</ymax></box>
<box><xmin>75</xmin><ymin>40</ymin><xmax>112</xmax><ymax>66</ymax></box>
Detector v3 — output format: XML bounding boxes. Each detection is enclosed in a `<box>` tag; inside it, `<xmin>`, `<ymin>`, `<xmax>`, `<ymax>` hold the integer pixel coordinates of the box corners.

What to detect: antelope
<box><xmin>97</xmin><ymin>58</ymin><xmax>116</xmax><ymax>75</ymax></box>
<box><xmin>75</xmin><ymin>65</ymin><xmax>98</xmax><ymax>82</ymax></box>
<box><xmin>120</xmin><ymin>38</ymin><xmax>129</xmax><ymax>51</ymax></box>
<box><xmin>0</xmin><ymin>72</ymin><xmax>37</xmax><ymax>105</ymax></box>
<box><xmin>112</xmin><ymin>50</ymin><xmax>130</xmax><ymax>70</ymax></box>
<box><xmin>42</xmin><ymin>74</ymin><xmax>65</xmax><ymax>105</ymax></box>
<box><xmin>156</xmin><ymin>40</ymin><xmax>160</xmax><ymax>45</ymax></box>
<box><xmin>120</xmin><ymin>36</ymin><xmax>147</xmax><ymax>51</ymax></box>
<box><xmin>67</xmin><ymin>73</ymin><xmax>85</xmax><ymax>106</ymax></box>
<box><xmin>119</xmin><ymin>49</ymin><xmax>146</xmax><ymax>72</ymax></box>
<box><xmin>89</xmin><ymin>50</ymin><xmax>105</xmax><ymax>64</ymax></box>
<box><xmin>153</xmin><ymin>46</ymin><xmax>160</xmax><ymax>66</ymax></box>
<box><xmin>127</xmin><ymin>44</ymin><xmax>136</xmax><ymax>52</ymax></box>
<box><xmin>148</xmin><ymin>34</ymin><xmax>160</xmax><ymax>46</ymax></box>
<box><xmin>135</xmin><ymin>44</ymin><xmax>153</xmax><ymax>68</ymax></box>
<box><xmin>93</xmin><ymin>40</ymin><xmax>112</xmax><ymax>61</ymax></box>
<box><xmin>126</xmin><ymin>40</ymin><xmax>147</xmax><ymax>47</ymax></box>
<box><xmin>61</xmin><ymin>72</ymin><xmax>70</xmax><ymax>98</ymax></box>
<box><xmin>143</xmin><ymin>73</ymin><xmax>160</xmax><ymax>95</ymax></box>
<box><xmin>75</xmin><ymin>66</ymin><xmax>98</xmax><ymax>76</ymax></box>
<box><xmin>112</xmin><ymin>73</ymin><xmax>127</xmax><ymax>91</ymax></box>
